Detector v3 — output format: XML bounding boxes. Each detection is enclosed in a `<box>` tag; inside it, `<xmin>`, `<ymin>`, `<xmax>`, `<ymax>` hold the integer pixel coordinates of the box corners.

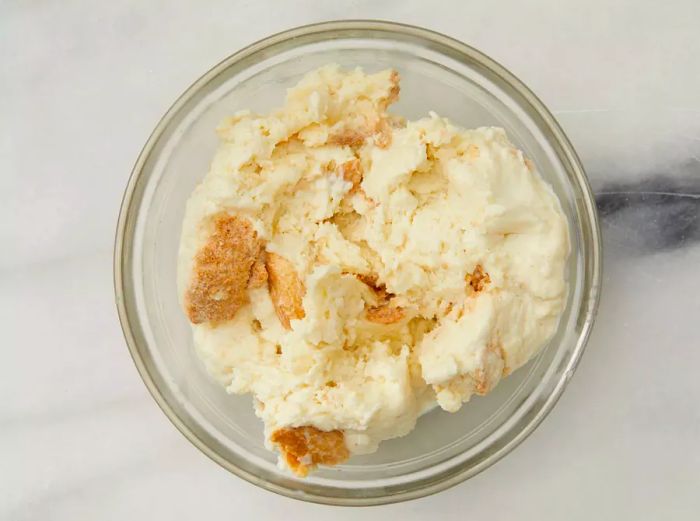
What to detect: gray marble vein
<box><xmin>596</xmin><ymin>165</ymin><xmax>700</xmax><ymax>252</ymax></box>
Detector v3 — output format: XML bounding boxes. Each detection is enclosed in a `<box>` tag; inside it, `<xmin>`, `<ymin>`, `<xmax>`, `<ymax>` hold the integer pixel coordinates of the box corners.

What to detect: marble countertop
<box><xmin>2</xmin><ymin>1</ymin><xmax>699</xmax><ymax>519</ymax></box>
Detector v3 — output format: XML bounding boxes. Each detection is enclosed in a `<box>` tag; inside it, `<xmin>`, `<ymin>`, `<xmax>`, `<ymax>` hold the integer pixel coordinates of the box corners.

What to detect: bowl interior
<box><xmin>119</xmin><ymin>23</ymin><xmax>596</xmax><ymax>504</ymax></box>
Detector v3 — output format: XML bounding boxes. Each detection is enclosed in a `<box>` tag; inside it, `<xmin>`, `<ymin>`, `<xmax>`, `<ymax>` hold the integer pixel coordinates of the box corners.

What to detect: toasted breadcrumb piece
<box><xmin>328</xmin><ymin>129</ymin><xmax>367</xmax><ymax>148</ymax></box>
<box><xmin>466</xmin><ymin>264</ymin><xmax>490</xmax><ymax>293</ymax></box>
<box><xmin>353</xmin><ymin>272</ymin><xmax>405</xmax><ymax>324</ymax></box>
<box><xmin>270</xmin><ymin>426</ymin><xmax>349</xmax><ymax>477</ymax></box>
<box><xmin>373</xmin><ymin>117</ymin><xmax>393</xmax><ymax>149</ymax></box>
<box><xmin>247</xmin><ymin>252</ymin><xmax>268</xmax><ymax>289</ymax></box>
<box><xmin>266</xmin><ymin>252</ymin><xmax>306</xmax><ymax>329</ymax></box>
<box><xmin>185</xmin><ymin>212</ymin><xmax>263</xmax><ymax>324</ymax></box>
<box><xmin>338</xmin><ymin>158</ymin><xmax>363</xmax><ymax>193</ymax></box>
<box><xmin>366</xmin><ymin>303</ymin><xmax>405</xmax><ymax>324</ymax></box>
<box><xmin>328</xmin><ymin>117</ymin><xmax>395</xmax><ymax>149</ymax></box>
<box><xmin>382</xmin><ymin>70</ymin><xmax>400</xmax><ymax>109</ymax></box>
<box><xmin>354</xmin><ymin>272</ymin><xmax>380</xmax><ymax>290</ymax></box>
<box><xmin>353</xmin><ymin>273</ymin><xmax>388</xmax><ymax>299</ymax></box>
<box><xmin>327</xmin><ymin>70</ymin><xmax>400</xmax><ymax>149</ymax></box>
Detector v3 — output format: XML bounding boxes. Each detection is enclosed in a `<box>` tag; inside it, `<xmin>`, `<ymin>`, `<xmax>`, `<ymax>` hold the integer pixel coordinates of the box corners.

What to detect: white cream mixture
<box><xmin>177</xmin><ymin>65</ymin><xmax>569</xmax><ymax>475</ymax></box>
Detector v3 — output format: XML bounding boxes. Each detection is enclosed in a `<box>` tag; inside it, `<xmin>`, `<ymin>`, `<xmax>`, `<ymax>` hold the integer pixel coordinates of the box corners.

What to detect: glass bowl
<box><xmin>114</xmin><ymin>20</ymin><xmax>601</xmax><ymax>505</ymax></box>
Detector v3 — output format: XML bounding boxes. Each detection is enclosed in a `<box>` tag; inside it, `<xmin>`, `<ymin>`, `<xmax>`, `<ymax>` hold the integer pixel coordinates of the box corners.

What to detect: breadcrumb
<box><xmin>270</xmin><ymin>426</ymin><xmax>349</xmax><ymax>477</ymax></box>
<box><xmin>466</xmin><ymin>264</ymin><xmax>490</xmax><ymax>293</ymax></box>
<box><xmin>266</xmin><ymin>252</ymin><xmax>306</xmax><ymax>329</ymax></box>
<box><xmin>185</xmin><ymin>213</ymin><xmax>263</xmax><ymax>324</ymax></box>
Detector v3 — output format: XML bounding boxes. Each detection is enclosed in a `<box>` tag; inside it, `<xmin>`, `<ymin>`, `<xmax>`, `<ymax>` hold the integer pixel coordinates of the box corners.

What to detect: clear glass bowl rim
<box><xmin>114</xmin><ymin>19</ymin><xmax>602</xmax><ymax>506</ymax></box>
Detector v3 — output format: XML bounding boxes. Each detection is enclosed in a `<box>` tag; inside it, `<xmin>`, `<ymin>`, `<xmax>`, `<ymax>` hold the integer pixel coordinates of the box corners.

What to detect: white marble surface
<box><xmin>2</xmin><ymin>1</ymin><xmax>699</xmax><ymax>519</ymax></box>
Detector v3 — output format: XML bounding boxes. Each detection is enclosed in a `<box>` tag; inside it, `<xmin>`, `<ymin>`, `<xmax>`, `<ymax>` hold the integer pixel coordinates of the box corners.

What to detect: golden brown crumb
<box><xmin>270</xmin><ymin>426</ymin><xmax>349</xmax><ymax>477</ymax></box>
<box><xmin>473</xmin><ymin>369</ymin><xmax>490</xmax><ymax>395</ymax></box>
<box><xmin>353</xmin><ymin>272</ymin><xmax>389</xmax><ymax>301</ymax></box>
<box><xmin>328</xmin><ymin>117</ymin><xmax>394</xmax><ymax>149</ymax></box>
<box><xmin>185</xmin><ymin>212</ymin><xmax>263</xmax><ymax>324</ymax></box>
<box><xmin>247</xmin><ymin>251</ymin><xmax>268</xmax><ymax>289</ymax></box>
<box><xmin>354</xmin><ymin>272</ymin><xmax>379</xmax><ymax>289</ymax></box>
<box><xmin>352</xmin><ymin>272</ymin><xmax>404</xmax><ymax>324</ymax></box>
<box><xmin>380</xmin><ymin>70</ymin><xmax>401</xmax><ymax>110</ymax></box>
<box><xmin>366</xmin><ymin>303</ymin><xmax>405</xmax><ymax>324</ymax></box>
<box><xmin>338</xmin><ymin>158</ymin><xmax>363</xmax><ymax>192</ymax></box>
<box><xmin>374</xmin><ymin>117</ymin><xmax>393</xmax><ymax>149</ymax></box>
<box><xmin>266</xmin><ymin>252</ymin><xmax>305</xmax><ymax>329</ymax></box>
<box><xmin>328</xmin><ymin>71</ymin><xmax>399</xmax><ymax>149</ymax></box>
<box><xmin>466</xmin><ymin>264</ymin><xmax>490</xmax><ymax>293</ymax></box>
<box><xmin>357</xmin><ymin>188</ymin><xmax>378</xmax><ymax>208</ymax></box>
<box><xmin>524</xmin><ymin>158</ymin><xmax>535</xmax><ymax>171</ymax></box>
<box><xmin>323</xmin><ymin>159</ymin><xmax>337</xmax><ymax>173</ymax></box>
<box><xmin>328</xmin><ymin>129</ymin><xmax>368</xmax><ymax>148</ymax></box>
<box><xmin>474</xmin><ymin>342</ymin><xmax>506</xmax><ymax>395</ymax></box>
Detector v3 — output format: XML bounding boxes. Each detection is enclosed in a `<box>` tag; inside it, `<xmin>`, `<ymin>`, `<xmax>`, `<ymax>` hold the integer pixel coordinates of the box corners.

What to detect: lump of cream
<box><xmin>178</xmin><ymin>65</ymin><xmax>569</xmax><ymax>475</ymax></box>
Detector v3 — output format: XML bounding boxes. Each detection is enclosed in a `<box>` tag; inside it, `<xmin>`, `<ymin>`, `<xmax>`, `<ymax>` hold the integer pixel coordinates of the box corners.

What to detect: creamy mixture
<box><xmin>178</xmin><ymin>65</ymin><xmax>569</xmax><ymax>476</ymax></box>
